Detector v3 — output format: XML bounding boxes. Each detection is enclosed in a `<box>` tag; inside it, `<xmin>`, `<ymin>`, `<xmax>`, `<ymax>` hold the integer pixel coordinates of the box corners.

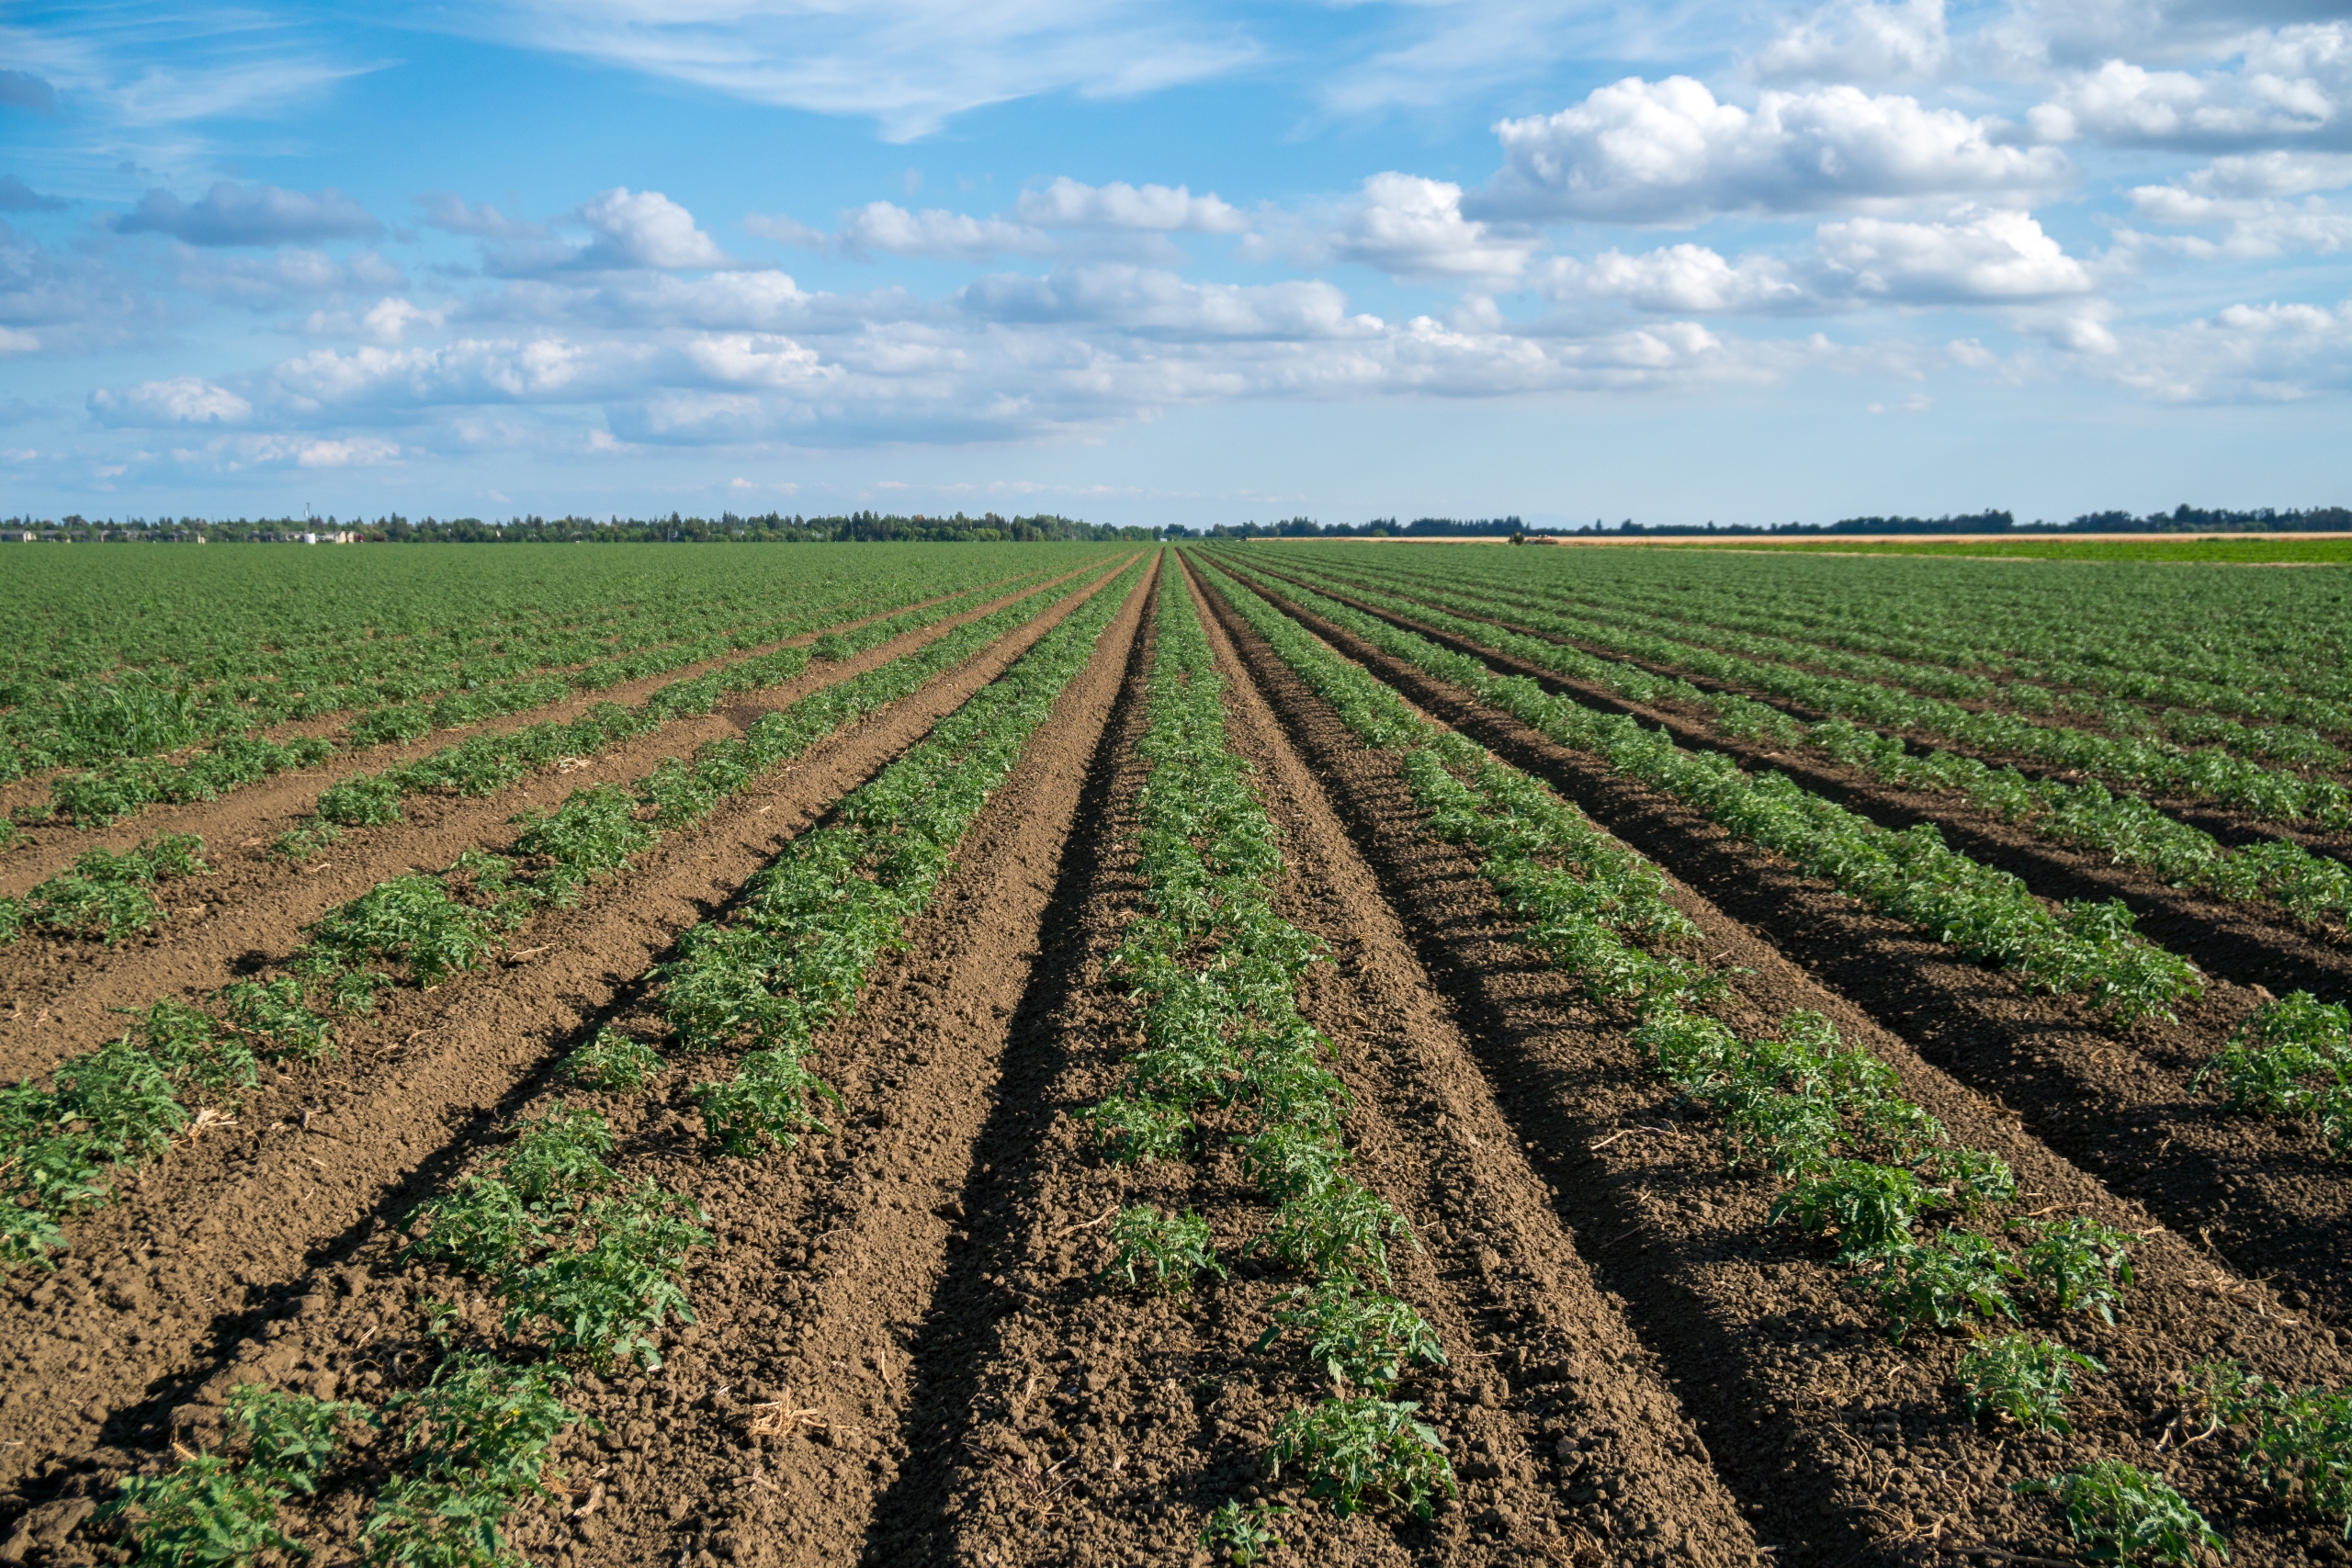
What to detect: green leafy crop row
<box><xmin>1309</xmin><ymin>547</ymin><xmax>2350</xmax><ymax>767</ymax></box>
<box><xmin>1277</xmin><ymin>552</ymin><xmax>2352</xmax><ymax>831</ymax></box>
<box><xmin>8</xmin><ymin>549</ymin><xmax>1083</xmax><ymax>817</ymax></box>
<box><xmin>0</xmin><ymin>566</ymin><xmax>1129</xmax><ymax>1271</ymax></box>
<box><xmin>406</xmin><ymin>1102</ymin><xmax>707</xmax><ymax>1370</ymax></box>
<box><xmin>301</xmin><ymin>566</ymin><xmax>1084</xmax><ymax>834</ymax></box>
<box><xmin>1258</xmin><ymin>557</ymin><xmax>2352</xmax><ymax>934</ymax></box>
<box><xmin>0</xmin><ymin>831</ymin><xmax>208</xmax><ymax>945</ymax></box>
<box><xmin>1082</xmin><ymin>567</ymin><xmax>1455</xmax><ymax>1542</ymax></box>
<box><xmin>107</xmin><ymin>1348</ymin><xmax>589</xmax><ymax>1568</ymax></box>
<box><xmin>2198</xmin><ymin>991</ymin><xmax>2352</xmax><ymax>1156</ymax></box>
<box><xmin>1208</xmin><ymin>555</ymin><xmax>2203</xmax><ymax>1029</ymax></box>
<box><xmin>1188</xmin><ymin>551</ymin><xmax>2222</xmax><ymax>1565</ymax></box>
<box><xmin>655</xmin><ymin>557</ymin><xmax>1147</xmax><ymax>1152</ymax></box>
<box><xmin>87</xmin><ymin>565</ymin><xmax>1145</xmax><ymax>1564</ymax></box>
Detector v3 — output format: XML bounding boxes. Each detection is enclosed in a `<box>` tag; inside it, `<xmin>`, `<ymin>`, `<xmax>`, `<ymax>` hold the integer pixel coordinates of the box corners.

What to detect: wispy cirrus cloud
<box><xmin>436</xmin><ymin>0</ymin><xmax>1261</xmax><ymax>141</ymax></box>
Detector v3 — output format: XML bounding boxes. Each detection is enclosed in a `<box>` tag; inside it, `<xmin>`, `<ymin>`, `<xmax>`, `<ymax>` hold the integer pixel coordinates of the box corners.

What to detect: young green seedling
<box><xmin>1861</xmin><ymin>1229</ymin><xmax>2023</xmax><ymax>1343</ymax></box>
<box><xmin>1102</xmin><ymin>1205</ymin><xmax>1222</xmax><ymax>1294</ymax></box>
<box><xmin>1253</xmin><ymin>1275</ymin><xmax>1448</xmax><ymax>1391</ymax></box>
<box><xmin>1198</xmin><ymin>1499</ymin><xmax>1289</xmax><ymax>1565</ymax></box>
<box><xmin>1268</xmin><ymin>1396</ymin><xmax>1457</xmax><ymax>1519</ymax></box>
<box><xmin>2014</xmin><ymin>1216</ymin><xmax>2137</xmax><ymax>1323</ymax></box>
<box><xmin>560</xmin><ymin>1027</ymin><xmax>665</xmax><ymax>1092</ymax></box>
<box><xmin>2017</xmin><ymin>1461</ymin><xmax>2224</xmax><ymax>1565</ymax></box>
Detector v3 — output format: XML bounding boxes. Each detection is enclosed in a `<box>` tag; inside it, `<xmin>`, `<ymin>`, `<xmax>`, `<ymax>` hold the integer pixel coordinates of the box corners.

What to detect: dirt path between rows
<box><xmin>1195</xmin><ymin>558</ymin><xmax>2352</xmax><ymax>1568</ymax></box>
<box><xmin>804</xmin><ymin>560</ymin><xmax>1766</xmax><ymax>1568</ymax></box>
<box><xmin>1234</xmin><ymin>571</ymin><xmax>2352</xmax><ymax>1331</ymax></box>
<box><xmin>0</xmin><ymin>560</ymin><xmax>1137</xmax><ymax>1506</ymax></box>
<box><xmin>0</xmin><ymin>564</ymin><xmax>1109</xmax><ymax>1081</ymax></box>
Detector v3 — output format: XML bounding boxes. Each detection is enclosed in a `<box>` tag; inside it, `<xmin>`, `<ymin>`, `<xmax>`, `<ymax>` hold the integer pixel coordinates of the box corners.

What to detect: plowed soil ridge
<box><xmin>1230</xmin><ymin>569</ymin><xmax>2352</xmax><ymax>1329</ymax></box>
<box><xmin>857</xmin><ymin>562</ymin><xmax>1758</xmax><ymax>1568</ymax></box>
<box><xmin>0</xmin><ymin>560</ymin><xmax>1121</xmax><ymax>1082</ymax></box>
<box><xmin>1193</xmin><ymin>556</ymin><xmax>2352</xmax><ymax>1568</ymax></box>
<box><xmin>0</xmin><ymin>564</ymin><xmax>1135</xmax><ymax>1504</ymax></box>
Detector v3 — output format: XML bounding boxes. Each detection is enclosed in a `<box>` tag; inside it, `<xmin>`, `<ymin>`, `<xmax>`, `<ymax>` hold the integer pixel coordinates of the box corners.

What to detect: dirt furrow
<box><xmin>0</xmin><ymin>562</ymin><xmax>1120</xmax><ymax>1082</ymax></box>
<box><xmin>856</xmin><ymin>564</ymin><xmax>1761</xmax><ymax>1568</ymax></box>
<box><xmin>1237</xmin><ymin>573</ymin><xmax>2352</xmax><ymax>1328</ymax></box>
<box><xmin>1188</xmin><ymin>560</ymin><xmax>1761</xmax><ymax>1566</ymax></box>
<box><xmin>0</xmin><ymin>567</ymin><xmax>1135</xmax><ymax>1502</ymax></box>
<box><xmin>480</xmin><ymin>554</ymin><xmax>1158</xmax><ymax>1568</ymax></box>
<box><xmin>1199</xmin><ymin>562</ymin><xmax>2352</xmax><ymax>1568</ymax></box>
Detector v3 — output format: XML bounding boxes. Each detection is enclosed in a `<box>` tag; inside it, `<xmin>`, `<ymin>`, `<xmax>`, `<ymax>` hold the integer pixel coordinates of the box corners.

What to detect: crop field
<box><xmin>3</xmin><ymin>539</ymin><xmax>2349</xmax><ymax>1568</ymax></box>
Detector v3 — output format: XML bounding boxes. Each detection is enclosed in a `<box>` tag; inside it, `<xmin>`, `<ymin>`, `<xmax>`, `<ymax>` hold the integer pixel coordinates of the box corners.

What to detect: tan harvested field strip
<box><xmin>6</xmin><ymin>542</ymin><xmax>2351</xmax><ymax>1568</ymax></box>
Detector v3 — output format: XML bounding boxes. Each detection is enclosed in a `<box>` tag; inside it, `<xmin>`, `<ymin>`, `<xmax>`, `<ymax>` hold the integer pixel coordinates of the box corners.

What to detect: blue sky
<box><xmin>3</xmin><ymin>0</ymin><xmax>2348</xmax><ymax>527</ymax></box>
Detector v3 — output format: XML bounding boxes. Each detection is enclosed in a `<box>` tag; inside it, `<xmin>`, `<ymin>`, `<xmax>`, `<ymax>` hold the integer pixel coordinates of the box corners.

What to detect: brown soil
<box><xmin>0</xmin><ymin>563</ymin><xmax>1116</xmax><ymax>1083</ymax></box>
<box><xmin>0</xmin><ymin>559</ymin><xmax>1137</xmax><ymax>1508</ymax></box>
<box><xmin>1232</xmin><ymin>572</ymin><xmax>2352</xmax><ymax>1334</ymax></box>
<box><xmin>11</xmin><ymin>547</ymin><xmax>2352</xmax><ymax>1568</ymax></box>
<box><xmin>1232</xmin><ymin>576</ymin><xmax>2352</xmax><ymax>1325</ymax></box>
<box><xmin>1193</xmin><ymin>558</ymin><xmax>2352</xmax><ymax>1567</ymax></box>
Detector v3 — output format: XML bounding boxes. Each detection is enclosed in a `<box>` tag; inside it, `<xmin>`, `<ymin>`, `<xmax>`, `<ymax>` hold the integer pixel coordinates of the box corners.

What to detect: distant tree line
<box><xmin>6</xmin><ymin>502</ymin><xmax>2346</xmax><ymax>545</ymax></box>
<box><xmin>1162</xmin><ymin>516</ymin><xmax>1527</xmax><ymax>539</ymax></box>
<box><xmin>0</xmin><ymin>511</ymin><xmax>1160</xmax><ymax>544</ymax></box>
<box><xmin>1559</xmin><ymin>505</ymin><xmax>2352</xmax><ymax>536</ymax></box>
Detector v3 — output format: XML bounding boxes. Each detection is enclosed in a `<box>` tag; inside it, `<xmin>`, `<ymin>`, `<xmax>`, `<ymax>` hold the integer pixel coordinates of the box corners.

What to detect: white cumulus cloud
<box><xmin>90</xmin><ymin>376</ymin><xmax>252</xmax><ymax>425</ymax></box>
<box><xmin>573</xmin><ymin>188</ymin><xmax>730</xmax><ymax>270</ymax></box>
<box><xmin>835</xmin><ymin>202</ymin><xmax>1054</xmax><ymax>262</ymax></box>
<box><xmin>2029</xmin><ymin>25</ymin><xmax>2351</xmax><ymax>149</ymax></box>
<box><xmin>2095</xmin><ymin>296</ymin><xmax>2352</xmax><ymax>400</ymax></box>
<box><xmin>1815</xmin><ymin>208</ymin><xmax>2096</xmax><ymax>300</ymax></box>
<box><xmin>1251</xmin><ymin>174</ymin><xmax>1540</xmax><ymax>283</ymax></box>
<box><xmin>958</xmin><ymin>264</ymin><xmax>1376</xmax><ymax>340</ymax></box>
<box><xmin>1012</xmin><ymin>177</ymin><xmax>1245</xmax><ymax>233</ymax></box>
<box><xmin>1474</xmin><ymin>76</ymin><xmax>2069</xmax><ymax>224</ymax></box>
<box><xmin>1537</xmin><ymin>244</ymin><xmax>1812</xmax><ymax>311</ymax></box>
<box><xmin>2121</xmin><ymin>150</ymin><xmax>2352</xmax><ymax>256</ymax></box>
